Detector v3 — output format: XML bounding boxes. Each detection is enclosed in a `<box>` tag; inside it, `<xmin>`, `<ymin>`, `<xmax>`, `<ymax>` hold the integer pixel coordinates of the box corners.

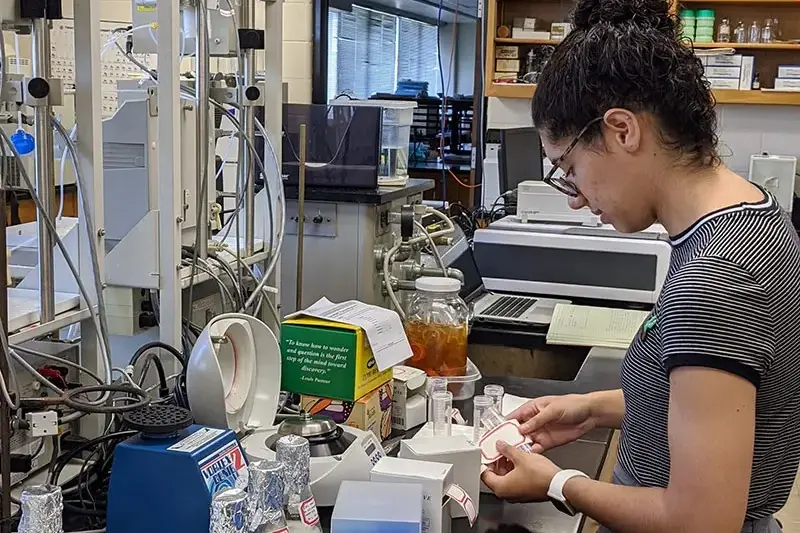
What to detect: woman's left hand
<box><xmin>481</xmin><ymin>441</ymin><xmax>562</xmax><ymax>503</ymax></box>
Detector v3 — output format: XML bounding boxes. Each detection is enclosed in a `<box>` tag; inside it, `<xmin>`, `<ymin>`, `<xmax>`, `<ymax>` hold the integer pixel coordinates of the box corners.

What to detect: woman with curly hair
<box><xmin>481</xmin><ymin>0</ymin><xmax>800</xmax><ymax>530</ymax></box>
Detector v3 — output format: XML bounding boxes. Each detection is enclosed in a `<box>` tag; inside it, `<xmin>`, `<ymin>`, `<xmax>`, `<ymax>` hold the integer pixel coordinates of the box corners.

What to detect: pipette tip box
<box><xmin>331</xmin><ymin>480</ymin><xmax>424</xmax><ymax>533</ymax></box>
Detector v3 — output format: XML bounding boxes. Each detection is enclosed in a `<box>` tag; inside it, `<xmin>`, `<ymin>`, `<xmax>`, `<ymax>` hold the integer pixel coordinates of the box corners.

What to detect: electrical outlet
<box><xmin>26</xmin><ymin>411</ymin><xmax>59</xmax><ymax>437</ymax></box>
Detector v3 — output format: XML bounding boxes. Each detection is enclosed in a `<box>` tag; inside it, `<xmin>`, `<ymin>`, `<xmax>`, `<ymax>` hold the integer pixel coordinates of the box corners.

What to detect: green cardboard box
<box><xmin>281</xmin><ymin>317</ymin><xmax>393</xmax><ymax>401</ymax></box>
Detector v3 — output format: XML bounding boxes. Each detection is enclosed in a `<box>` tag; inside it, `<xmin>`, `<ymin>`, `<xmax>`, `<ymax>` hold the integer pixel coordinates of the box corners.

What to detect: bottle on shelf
<box><xmin>752</xmin><ymin>72</ymin><xmax>761</xmax><ymax>90</ymax></box>
<box><xmin>748</xmin><ymin>20</ymin><xmax>761</xmax><ymax>43</ymax></box>
<box><xmin>717</xmin><ymin>18</ymin><xmax>731</xmax><ymax>43</ymax></box>
<box><xmin>734</xmin><ymin>21</ymin><xmax>747</xmax><ymax>44</ymax></box>
<box><xmin>761</xmin><ymin>19</ymin><xmax>774</xmax><ymax>44</ymax></box>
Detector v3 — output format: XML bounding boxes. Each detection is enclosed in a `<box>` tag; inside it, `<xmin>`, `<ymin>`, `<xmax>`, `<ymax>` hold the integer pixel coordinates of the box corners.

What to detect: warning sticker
<box><xmin>168</xmin><ymin>427</ymin><xmax>225</xmax><ymax>453</ymax></box>
<box><xmin>300</xmin><ymin>496</ymin><xmax>320</xmax><ymax>526</ymax></box>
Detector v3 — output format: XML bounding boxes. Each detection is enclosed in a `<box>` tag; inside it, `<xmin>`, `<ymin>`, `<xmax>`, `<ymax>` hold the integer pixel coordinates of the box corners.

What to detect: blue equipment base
<box><xmin>107</xmin><ymin>425</ymin><xmax>248</xmax><ymax>533</ymax></box>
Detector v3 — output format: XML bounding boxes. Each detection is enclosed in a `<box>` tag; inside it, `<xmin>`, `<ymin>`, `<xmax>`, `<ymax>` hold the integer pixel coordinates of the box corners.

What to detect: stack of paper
<box><xmin>546</xmin><ymin>303</ymin><xmax>650</xmax><ymax>350</ymax></box>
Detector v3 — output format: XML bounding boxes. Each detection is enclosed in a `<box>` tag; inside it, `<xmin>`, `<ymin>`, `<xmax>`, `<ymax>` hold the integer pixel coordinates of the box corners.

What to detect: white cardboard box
<box><xmin>778</xmin><ymin>66</ymin><xmax>800</xmax><ymax>79</ymax></box>
<box><xmin>392</xmin><ymin>366</ymin><xmax>428</xmax><ymax>431</ymax></box>
<box><xmin>774</xmin><ymin>78</ymin><xmax>800</xmax><ymax>91</ymax></box>
<box><xmin>707</xmin><ymin>77</ymin><xmax>741</xmax><ymax>90</ymax></box>
<box><xmin>705</xmin><ymin>65</ymin><xmax>741</xmax><ymax>78</ymax></box>
<box><xmin>739</xmin><ymin>56</ymin><xmax>754</xmax><ymax>90</ymax></box>
<box><xmin>371</xmin><ymin>457</ymin><xmax>475</xmax><ymax>533</ymax></box>
<box><xmin>706</xmin><ymin>54</ymin><xmax>742</xmax><ymax>67</ymax></box>
<box><xmin>399</xmin><ymin>436</ymin><xmax>481</xmax><ymax>520</ymax></box>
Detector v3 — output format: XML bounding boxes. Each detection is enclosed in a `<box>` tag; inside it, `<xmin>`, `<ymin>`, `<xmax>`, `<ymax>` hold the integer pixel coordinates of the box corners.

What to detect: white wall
<box><xmin>486</xmin><ymin>96</ymin><xmax>800</xmax><ymax>176</ymax></box>
<box><xmin>282</xmin><ymin>0</ymin><xmax>314</xmax><ymax>103</ymax></box>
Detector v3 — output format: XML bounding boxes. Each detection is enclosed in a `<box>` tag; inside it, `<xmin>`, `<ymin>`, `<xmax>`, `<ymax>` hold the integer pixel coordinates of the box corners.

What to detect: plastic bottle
<box><xmin>276</xmin><ymin>435</ymin><xmax>322</xmax><ymax>532</ymax></box>
<box><xmin>431</xmin><ymin>390</ymin><xmax>453</xmax><ymax>437</ymax></box>
<box><xmin>472</xmin><ymin>395</ymin><xmax>495</xmax><ymax>445</ymax></box>
<box><xmin>483</xmin><ymin>384</ymin><xmax>505</xmax><ymax>412</ymax></box>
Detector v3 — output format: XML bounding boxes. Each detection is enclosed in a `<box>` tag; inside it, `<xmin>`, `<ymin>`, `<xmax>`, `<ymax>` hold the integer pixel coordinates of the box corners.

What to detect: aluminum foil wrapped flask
<box><xmin>275</xmin><ymin>435</ymin><xmax>322</xmax><ymax>532</ymax></box>
<box><xmin>18</xmin><ymin>485</ymin><xmax>63</xmax><ymax>533</ymax></box>
<box><xmin>247</xmin><ymin>460</ymin><xmax>289</xmax><ymax>533</ymax></box>
<box><xmin>210</xmin><ymin>487</ymin><xmax>248</xmax><ymax>533</ymax></box>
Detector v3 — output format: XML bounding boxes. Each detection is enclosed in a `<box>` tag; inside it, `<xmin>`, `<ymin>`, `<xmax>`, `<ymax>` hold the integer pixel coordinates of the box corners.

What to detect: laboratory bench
<box><xmin>319</xmin><ymin>347</ymin><xmax>624</xmax><ymax>533</ymax></box>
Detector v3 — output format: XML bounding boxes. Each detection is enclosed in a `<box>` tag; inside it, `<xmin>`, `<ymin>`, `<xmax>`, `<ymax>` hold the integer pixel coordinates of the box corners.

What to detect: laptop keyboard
<box><xmin>482</xmin><ymin>296</ymin><xmax>537</xmax><ymax>319</ymax></box>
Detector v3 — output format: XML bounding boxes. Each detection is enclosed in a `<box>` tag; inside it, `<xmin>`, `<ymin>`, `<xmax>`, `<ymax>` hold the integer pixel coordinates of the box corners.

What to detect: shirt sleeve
<box><xmin>659</xmin><ymin>256</ymin><xmax>775</xmax><ymax>387</ymax></box>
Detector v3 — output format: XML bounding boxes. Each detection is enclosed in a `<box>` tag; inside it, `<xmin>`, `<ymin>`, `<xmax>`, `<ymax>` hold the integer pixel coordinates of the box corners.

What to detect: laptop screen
<box><xmin>450</xmin><ymin>246</ymin><xmax>484</xmax><ymax>301</ymax></box>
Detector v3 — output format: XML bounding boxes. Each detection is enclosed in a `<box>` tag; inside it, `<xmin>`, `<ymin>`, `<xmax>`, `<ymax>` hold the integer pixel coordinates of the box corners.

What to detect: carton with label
<box><xmin>371</xmin><ymin>457</ymin><xmax>476</xmax><ymax>533</ymax></box>
<box><xmin>399</xmin><ymin>436</ymin><xmax>481</xmax><ymax>520</ymax></box>
<box><xmin>301</xmin><ymin>382</ymin><xmax>393</xmax><ymax>441</ymax></box>
<box><xmin>392</xmin><ymin>366</ymin><xmax>428</xmax><ymax>431</ymax></box>
<box><xmin>282</xmin><ymin>299</ymin><xmax>412</xmax><ymax>401</ymax></box>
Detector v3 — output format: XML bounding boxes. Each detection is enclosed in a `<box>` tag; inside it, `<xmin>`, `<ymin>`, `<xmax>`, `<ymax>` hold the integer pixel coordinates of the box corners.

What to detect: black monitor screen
<box><xmin>498</xmin><ymin>127</ymin><xmax>544</xmax><ymax>193</ymax></box>
<box><xmin>282</xmin><ymin>103</ymin><xmax>381</xmax><ymax>189</ymax></box>
<box><xmin>449</xmin><ymin>246</ymin><xmax>484</xmax><ymax>301</ymax></box>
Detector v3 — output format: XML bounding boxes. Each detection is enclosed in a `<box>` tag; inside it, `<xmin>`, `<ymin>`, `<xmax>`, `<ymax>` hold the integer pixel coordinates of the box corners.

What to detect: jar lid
<box><xmin>697</xmin><ymin>9</ymin><xmax>715</xmax><ymax>18</ymax></box>
<box><xmin>680</xmin><ymin>9</ymin><xmax>695</xmax><ymax>16</ymax></box>
<box><xmin>415</xmin><ymin>276</ymin><xmax>462</xmax><ymax>293</ymax></box>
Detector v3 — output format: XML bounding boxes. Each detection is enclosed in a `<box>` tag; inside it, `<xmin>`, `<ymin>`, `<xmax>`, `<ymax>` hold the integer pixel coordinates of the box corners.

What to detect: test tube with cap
<box><xmin>480</xmin><ymin>405</ymin><xmax>534</xmax><ymax>453</ymax></box>
<box><xmin>484</xmin><ymin>384</ymin><xmax>505</xmax><ymax>413</ymax></box>
<box><xmin>431</xmin><ymin>390</ymin><xmax>453</xmax><ymax>436</ymax></box>
<box><xmin>472</xmin><ymin>395</ymin><xmax>495</xmax><ymax>445</ymax></box>
<box><xmin>427</xmin><ymin>377</ymin><xmax>448</xmax><ymax>421</ymax></box>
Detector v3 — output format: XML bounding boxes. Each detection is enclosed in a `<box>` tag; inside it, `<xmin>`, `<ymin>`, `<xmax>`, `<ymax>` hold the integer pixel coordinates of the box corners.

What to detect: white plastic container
<box><xmin>445</xmin><ymin>359</ymin><xmax>482</xmax><ymax>401</ymax></box>
<box><xmin>329</xmin><ymin>98</ymin><xmax>417</xmax><ymax>182</ymax></box>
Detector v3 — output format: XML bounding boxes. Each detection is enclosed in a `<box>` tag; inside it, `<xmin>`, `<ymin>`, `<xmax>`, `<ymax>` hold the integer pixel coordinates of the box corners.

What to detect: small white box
<box><xmin>705</xmin><ymin>65</ymin><xmax>741</xmax><ymax>78</ymax></box>
<box><xmin>706</xmin><ymin>54</ymin><xmax>743</xmax><ymax>67</ymax></box>
<box><xmin>511</xmin><ymin>28</ymin><xmax>551</xmax><ymax>40</ymax></box>
<box><xmin>392</xmin><ymin>366</ymin><xmax>428</xmax><ymax>431</ymax></box>
<box><xmin>496</xmin><ymin>59</ymin><xmax>520</xmax><ymax>73</ymax></box>
<box><xmin>495</xmin><ymin>45</ymin><xmax>519</xmax><ymax>59</ymax></box>
<box><xmin>399</xmin><ymin>436</ymin><xmax>481</xmax><ymax>520</ymax></box>
<box><xmin>739</xmin><ymin>56</ymin><xmax>754</xmax><ymax>90</ymax></box>
<box><xmin>371</xmin><ymin>457</ymin><xmax>475</xmax><ymax>533</ymax></box>
<box><xmin>512</xmin><ymin>17</ymin><xmax>525</xmax><ymax>29</ymax></box>
<box><xmin>707</xmin><ymin>77</ymin><xmax>741</xmax><ymax>90</ymax></box>
<box><xmin>778</xmin><ymin>66</ymin><xmax>800</xmax><ymax>79</ymax></box>
<box><xmin>26</xmin><ymin>411</ymin><xmax>58</xmax><ymax>437</ymax></box>
<box><xmin>774</xmin><ymin>78</ymin><xmax>800</xmax><ymax>91</ymax></box>
<box><xmin>523</xmin><ymin>18</ymin><xmax>537</xmax><ymax>30</ymax></box>
<box><xmin>550</xmin><ymin>22</ymin><xmax>572</xmax><ymax>41</ymax></box>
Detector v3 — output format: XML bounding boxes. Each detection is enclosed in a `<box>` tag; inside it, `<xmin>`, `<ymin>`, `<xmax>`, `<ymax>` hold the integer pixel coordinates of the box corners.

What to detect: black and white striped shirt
<box><xmin>618</xmin><ymin>191</ymin><xmax>800</xmax><ymax>519</ymax></box>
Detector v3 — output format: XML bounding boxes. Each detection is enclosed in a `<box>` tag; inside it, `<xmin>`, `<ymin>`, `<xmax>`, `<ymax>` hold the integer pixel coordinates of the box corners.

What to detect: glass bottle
<box><xmin>734</xmin><ymin>21</ymin><xmax>747</xmax><ymax>43</ymax></box>
<box><xmin>19</xmin><ymin>485</ymin><xmax>63</xmax><ymax>533</ymax></box>
<box><xmin>761</xmin><ymin>19</ymin><xmax>774</xmax><ymax>43</ymax></box>
<box><xmin>247</xmin><ymin>461</ymin><xmax>290</xmax><ymax>533</ymax></box>
<box><xmin>752</xmin><ymin>72</ymin><xmax>761</xmax><ymax>90</ymax></box>
<box><xmin>773</xmin><ymin>18</ymin><xmax>781</xmax><ymax>41</ymax></box>
<box><xmin>210</xmin><ymin>488</ymin><xmax>248</xmax><ymax>533</ymax></box>
<box><xmin>405</xmin><ymin>277</ymin><xmax>470</xmax><ymax>380</ymax></box>
<box><xmin>717</xmin><ymin>18</ymin><xmax>731</xmax><ymax>42</ymax></box>
<box><xmin>276</xmin><ymin>435</ymin><xmax>322</xmax><ymax>532</ymax></box>
<box><xmin>748</xmin><ymin>20</ymin><xmax>761</xmax><ymax>43</ymax></box>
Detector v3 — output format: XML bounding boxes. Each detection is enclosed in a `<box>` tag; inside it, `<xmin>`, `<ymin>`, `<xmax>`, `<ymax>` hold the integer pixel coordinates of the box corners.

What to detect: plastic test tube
<box><xmin>427</xmin><ymin>377</ymin><xmax>448</xmax><ymax>422</ymax></box>
<box><xmin>472</xmin><ymin>395</ymin><xmax>495</xmax><ymax>445</ymax></box>
<box><xmin>483</xmin><ymin>384</ymin><xmax>505</xmax><ymax>414</ymax></box>
<box><xmin>480</xmin><ymin>406</ymin><xmax>534</xmax><ymax>454</ymax></box>
<box><xmin>431</xmin><ymin>390</ymin><xmax>453</xmax><ymax>437</ymax></box>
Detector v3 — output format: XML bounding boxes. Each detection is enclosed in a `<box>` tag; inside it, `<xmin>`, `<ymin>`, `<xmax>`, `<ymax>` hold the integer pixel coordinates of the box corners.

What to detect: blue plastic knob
<box><xmin>10</xmin><ymin>129</ymin><xmax>34</xmax><ymax>156</ymax></box>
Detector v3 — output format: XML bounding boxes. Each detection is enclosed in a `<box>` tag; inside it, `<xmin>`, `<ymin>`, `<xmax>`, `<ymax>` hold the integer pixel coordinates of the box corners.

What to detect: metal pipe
<box><xmin>239</xmin><ymin>0</ymin><xmax>257</xmax><ymax>255</ymax></box>
<box><xmin>195</xmin><ymin>1</ymin><xmax>209</xmax><ymax>258</ymax></box>
<box><xmin>295</xmin><ymin>124</ymin><xmax>307</xmax><ymax>311</ymax></box>
<box><xmin>32</xmin><ymin>18</ymin><xmax>56</xmax><ymax>323</ymax></box>
<box><xmin>0</xmin><ymin>152</ymin><xmax>11</xmax><ymax>533</ymax></box>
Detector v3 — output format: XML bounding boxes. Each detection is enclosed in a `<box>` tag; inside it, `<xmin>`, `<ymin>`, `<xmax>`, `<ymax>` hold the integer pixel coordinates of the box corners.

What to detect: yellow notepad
<box><xmin>546</xmin><ymin>303</ymin><xmax>650</xmax><ymax>350</ymax></box>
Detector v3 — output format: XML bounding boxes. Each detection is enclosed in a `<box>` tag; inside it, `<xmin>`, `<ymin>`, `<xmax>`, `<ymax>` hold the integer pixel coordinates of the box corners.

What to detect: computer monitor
<box><xmin>498</xmin><ymin>127</ymin><xmax>544</xmax><ymax>194</ymax></box>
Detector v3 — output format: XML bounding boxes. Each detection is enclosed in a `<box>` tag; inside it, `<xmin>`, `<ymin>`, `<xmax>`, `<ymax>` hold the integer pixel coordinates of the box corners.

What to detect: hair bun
<box><xmin>572</xmin><ymin>0</ymin><xmax>676</xmax><ymax>36</ymax></box>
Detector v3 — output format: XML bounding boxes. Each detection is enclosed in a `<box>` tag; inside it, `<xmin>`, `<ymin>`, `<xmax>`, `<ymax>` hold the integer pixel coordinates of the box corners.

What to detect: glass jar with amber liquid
<box><xmin>404</xmin><ymin>277</ymin><xmax>470</xmax><ymax>381</ymax></box>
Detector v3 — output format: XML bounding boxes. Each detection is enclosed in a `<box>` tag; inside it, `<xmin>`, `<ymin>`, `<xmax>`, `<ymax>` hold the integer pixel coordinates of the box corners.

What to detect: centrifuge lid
<box><xmin>186</xmin><ymin>313</ymin><xmax>281</xmax><ymax>431</ymax></box>
<box><xmin>277</xmin><ymin>411</ymin><xmax>338</xmax><ymax>439</ymax></box>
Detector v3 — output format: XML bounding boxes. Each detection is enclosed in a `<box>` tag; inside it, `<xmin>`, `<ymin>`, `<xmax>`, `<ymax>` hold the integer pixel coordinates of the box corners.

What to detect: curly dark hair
<box><xmin>531</xmin><ymin>0</ymin><xmax>719</xmax><ymax>167</ymax></box>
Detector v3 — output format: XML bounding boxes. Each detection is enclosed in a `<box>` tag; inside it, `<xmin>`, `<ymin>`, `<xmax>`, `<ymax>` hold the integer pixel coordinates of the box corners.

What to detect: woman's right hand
<box><xmin>507</xmin><ymin>393</ymin><xmax>597</xmax><ymax>453</ymax></box>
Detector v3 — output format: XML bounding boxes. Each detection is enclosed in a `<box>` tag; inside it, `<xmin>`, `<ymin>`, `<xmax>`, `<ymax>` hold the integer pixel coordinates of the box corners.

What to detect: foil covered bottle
<box><xmin>210</xmin><ymin>487</ymin><xmax>248</xmax><ymax>533</ymax></box>
<box><xmin>18</xmin><ymin>484</ymin><xmax>63</xmax><ymax>533</ymax></box>
<box><xmin>247</xmin><ymin>460</ymin><xmax>289</xmax><ymax>533</ymax></box>
<box><xmin>275</xmin><ymin>435</ymin><xmax>322</xmax><ymax>532</ymax></box>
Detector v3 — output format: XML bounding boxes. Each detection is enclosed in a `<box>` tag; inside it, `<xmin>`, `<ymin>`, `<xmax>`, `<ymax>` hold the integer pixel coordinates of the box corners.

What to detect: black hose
<box><xmin>130</xmin><ymin>342</ymin><xmax>185</xmax><ymax>370</ymax></box>
<box><xmin>49</xmin><ymin>430</ymin><xmax>137</xmax><ymax>487</ymax></box>
<box><xmin>136</xmin><ymin>353</ymin><xmax>170</xmax><ymax>398</ymax></box>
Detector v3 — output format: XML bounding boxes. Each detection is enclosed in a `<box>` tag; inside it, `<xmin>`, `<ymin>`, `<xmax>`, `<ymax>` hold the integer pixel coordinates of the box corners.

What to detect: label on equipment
<box><xmin>199</xmin><ymin>441</ymin><xmax>249</xmax><ymax>494</ymax></box>
<box><xmin>168</xmin><ymin>427</ymin><xmax>225</xmax><ymax>453</ymax></box>
<box><xmin>300</xmin><ymin>497</ymin><xmax>320</xmax><ymax>526</ymax></box>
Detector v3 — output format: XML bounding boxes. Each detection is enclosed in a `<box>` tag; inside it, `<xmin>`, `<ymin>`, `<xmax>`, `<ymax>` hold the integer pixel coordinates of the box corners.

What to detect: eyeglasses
<box><xmin>543</xmin><ymin>117</ymin><xmax>604</xmax><ymax>197</ymax></box>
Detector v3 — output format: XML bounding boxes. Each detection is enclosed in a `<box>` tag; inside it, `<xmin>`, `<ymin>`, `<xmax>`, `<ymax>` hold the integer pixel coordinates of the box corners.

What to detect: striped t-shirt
<box><xmin>618</xmin><ymin>191</ymin><xmax>800</xmax><ymax>519</ymax></box>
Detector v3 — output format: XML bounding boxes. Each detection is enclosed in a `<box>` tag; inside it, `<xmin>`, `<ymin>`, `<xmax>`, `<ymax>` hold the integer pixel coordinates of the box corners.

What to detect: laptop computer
<box><xmin>452</xmin><ymin>245</ymin><xmax>570</xmax><ymax>326</ymax></box>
